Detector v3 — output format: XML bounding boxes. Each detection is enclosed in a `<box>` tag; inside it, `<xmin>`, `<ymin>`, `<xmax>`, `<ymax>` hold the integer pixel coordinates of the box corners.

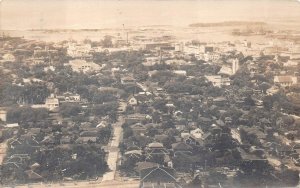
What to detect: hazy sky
<box><xmin>1</xmin><ymin>0</ymin><xmax>300</xmax><ymax>30</ymax></box>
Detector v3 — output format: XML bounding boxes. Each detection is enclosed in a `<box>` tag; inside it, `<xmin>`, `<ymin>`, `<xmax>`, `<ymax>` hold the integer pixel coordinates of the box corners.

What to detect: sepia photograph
<box><xmin>0</xmin><ymin>0</ymin><xmax>300</xmax><ymax>187</ymax></box>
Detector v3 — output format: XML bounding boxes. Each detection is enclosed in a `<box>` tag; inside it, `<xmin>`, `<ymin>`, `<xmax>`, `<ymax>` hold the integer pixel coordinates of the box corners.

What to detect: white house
<box><xmin>173</xmin><ymin>70</ymin><xmax>187</xmax><ymax>76</ymax></box>
<box><xmin>45</xmin><ymin>94</ymin><xmax>59</xmax><ymax>111</ymax></box>
<box><xmin>128</xmin><ymin>96</ymin><xmax>138</xmax><ymax>106</ymax></box>
<box><xmin>0</xmin><ymin>109</ymin><xmax>7</xmax><ymax>122</ymax></box>
<box><xmin>1</xmin><ymin>53</ymin><xmax>15</xmax><ymax>62</ymax></box>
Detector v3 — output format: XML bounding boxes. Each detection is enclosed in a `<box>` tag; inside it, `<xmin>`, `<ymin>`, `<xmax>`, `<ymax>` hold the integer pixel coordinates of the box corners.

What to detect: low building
<box><xmin>274</xmin><ymin>75</ymin><xmax>298</xmax><ymax>87</ymax></box>
<box><xmin>140</xmin><ymin>166</ymin><xmax>178</xmax><ymax>188</ymax></box>
<box><xmin>1</xmin><ymin>53</ymin><xmax>15</xmax><ymax>63</ymax></box>
<box><xmin>172</xmin><ymin>142</ymin><xmax>193</xmax><ymax>156</ymax></box>
<box><xmin>125</xmin><ymin>113</ymin><xmax>149</xmax><ymax>124</ymax></box>
<box><xmin>121</xmin><ymin>75</ymin><xmax>136</xmax><ymax>84</ymax></box>
<box><xmin>130</xmin><ymin>123</ymin><xmax>147</xmax><ymax>136</ymax></box>
<box><xmin>57</xmin><ymin>92</ymin><xmax>81</xmax><ymax>103</ymax></box>
<box><xmin>128</xmin><ymin>96</ymin><xmax>138</xmax><ymax>106</ymax></box>
<box><xmin>173</xmin><ymin>70</ymin><xmax>187</xmax><ymax>76</ymax></box>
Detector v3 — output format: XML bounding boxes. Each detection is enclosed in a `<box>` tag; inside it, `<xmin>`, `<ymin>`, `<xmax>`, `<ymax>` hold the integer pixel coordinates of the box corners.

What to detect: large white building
<box><xmin>68</xmin><ymin>59</ymin><xmax>103</xmax><ymax>73</ymax></box>
<box><xmin>205</xmin><ymin>75</ymin><xmax>231</xmax><ymax>87</ymax></box>
<box><xmin>67</xmin><ymin>43</ymin><xmax>92</xmax><ymax>58</ymax></box>
<box><xmin>218</xmin><ymin>58</ymin><xmax>240</xmax><ymax>76</ymax></box>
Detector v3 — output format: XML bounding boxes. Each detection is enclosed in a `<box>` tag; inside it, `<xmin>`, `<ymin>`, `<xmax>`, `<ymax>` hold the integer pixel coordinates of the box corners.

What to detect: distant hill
<box><xmin>189</xmin><ymin>21</ymin><xmax>267</xmax><ymax>27</ymax></box>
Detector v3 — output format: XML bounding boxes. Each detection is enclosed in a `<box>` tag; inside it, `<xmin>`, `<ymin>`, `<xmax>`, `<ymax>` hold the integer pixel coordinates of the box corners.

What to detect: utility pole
<box><xmin>123</xmin><ymin>24</ymin><xmax>129</xmax><ymax>46</ymax></box>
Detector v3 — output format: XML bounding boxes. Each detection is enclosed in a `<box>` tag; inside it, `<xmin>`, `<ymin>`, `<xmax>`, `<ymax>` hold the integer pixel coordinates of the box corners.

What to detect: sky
<box><xmin>0</xmin><ymin>0</ymin><xmax>300</xmax><ymax>30</ymax></box>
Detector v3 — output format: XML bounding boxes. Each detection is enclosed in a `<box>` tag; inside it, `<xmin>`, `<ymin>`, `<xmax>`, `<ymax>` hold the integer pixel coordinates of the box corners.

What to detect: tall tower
<box><xmin>232</xmin><ymin>58</ymin><xmax>239</xmax><ymax>74</ymax></box>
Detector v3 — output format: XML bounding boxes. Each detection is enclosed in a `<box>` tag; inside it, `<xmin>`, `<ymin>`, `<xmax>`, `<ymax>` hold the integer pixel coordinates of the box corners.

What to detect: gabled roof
<box><xmin>140</xmin><ymin>166</ymin><xmax>177</xmax><ymax>183</ymax></box>
<box><xmin>25</xmin><ymin>170</ymin><xmax>43</xmax><ymax>180</ymax></box>
<box><xmin>148</xmin><ymin>142</ymin><xmax>164</xmax><ymax>148</ymax></box>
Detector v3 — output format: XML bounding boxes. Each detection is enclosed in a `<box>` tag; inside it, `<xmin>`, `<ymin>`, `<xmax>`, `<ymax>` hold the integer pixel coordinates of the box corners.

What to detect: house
<box><xmin>79</xmin><ymin>131</ymin><xmax>98</xmax><ymax>137</ymax></box>
<box><xmin>135</xmin><ymin>161</ymin><xmax>159</xmax><ymax>173</ymax></box>
<box><xmin>60</xmin><ymin>136</ymin><xmax>72</xmax><ymax>144</ymax></box>
<box><xmin>145</xmin><ymin>142</ymin><xmax>169</xmax><ymax>156</ymax></box>
<box><xmin>175</xmin><ymin>124</ymin><xmax>185</xmax><ymax>131</ymax></box>
<box><xmin>140</xmin><ymin>166</ymin><xmax>178</xmax><ymax>188</ymax></box>
<box><xmin>57</xmin><ymin>92</ymin><xmax>81</xmax><ymax>103</ymax></box>
<box><xmin>143</xmin><ymin>57</ymin><xmax>160</xmax><ymax>66</ymax></box>
<box><xmin>172</xmin><ymin>142</ymin><xmax>193</xmax><ymax>156</ymax></box>
<box><xmin>125</xmin><ymin>114</ymin><xmax>148</xmax><ymax>124</ymax></box>
<box><xmin>218</xmin><ymin>58</ymin><xmax>239</xmax><ymax>76</ymax></box>
<box><xmin>202</xmin><ymin>52</ymin><xmax>221</xmax><ymax>62</ymax></box>
<box><xmin>25</xmin><ymin>170</ymin><xmax>43</xmax><ymax>181</ymax></box>
<box><xmin>41</xmin><ymin>135</ymin><xmax>56</xmax><ymax>145</ymax></box>
<box><xmin>45</xmin><ymin>94</ymin><xmax>59</xmax><ymax>111</ymax></box>
<box><xmin>124</xmin><ymin>150</ymin><xmax>143</xmax><ymax>160</ymax></box>
<box><xmin>121</xmin><ymin>75</ymin><xmax>136</xmax><ymax>84</ymax></box>
<box><xmin>183</xmin><ymin>135</ymin><xmax>203</xmax><ymax>147</ymax></box>
<box><xmin>75</xmin><ymin>137</ymin><xmax>97</xmax><ymax>144</ymax></box>
<box><xmin>190</xmin><ymin>128</ymin><xmax>204</xmax><ymax>139</ymax></box>
<box><xmin>130</xmin><ymin>123</ymin><xmax>147</xmax><ymax>136</ymax></box>
<box><xmin>128</xmin><ymin>95</ymin><xmax>138</xmax><ymax>106</ymax></box>
<box><xmin>283</xmin><ymin>60</ymin><xmax>299</xmax><ymax>67</ymax></box>
<box><xmin>165</xmin><ymin>59</ymin><xmax>188</xmax><ymax>66</ymax></box>
<box><xmin>96</xmin><ymin>121</ymin><xmax>108</xmax><ymax>128</ymax></box>
<box><xmin>1</xmin><ymin>53</ymin><xmax>15</xmax><ymax>62</ymax></box>
<box><xmin>213</xmin><ymin>97</ymin><xmax>228</xmax><ymax>106</ymax></box>
<box><xmin>154</xmin><ymin>134</ymin><xmax>169</xmax><ymax>143</ymax></box>
<box><xmin>173</xmin><ymin>70</ymin><xmax>187</xmax><ymax>76</ymax></box>
<box><xmin>238</xmin><ymin>148</ymin><xmax>269</xmax><ymax>175</ymax></box>
<box><xmin>274</xmin><ymin>75</ymin><xmax>297</xmax><ymax>87</ymax></box>
<box><xmin>5</xmin><ymin>123</ymin><xmax>19</xmax><ymax>128</ymax></box>
<box><xmin>0</xmin><ymin>108</ymin><xmax>7</xmax><ymax>122</ymax></box>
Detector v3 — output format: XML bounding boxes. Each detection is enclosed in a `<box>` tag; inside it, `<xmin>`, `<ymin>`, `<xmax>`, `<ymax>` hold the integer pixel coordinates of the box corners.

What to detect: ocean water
<box><xmin>0</xmin><ymin>0</ymin><xmax>300</xmax><ymax>42</ymax></box>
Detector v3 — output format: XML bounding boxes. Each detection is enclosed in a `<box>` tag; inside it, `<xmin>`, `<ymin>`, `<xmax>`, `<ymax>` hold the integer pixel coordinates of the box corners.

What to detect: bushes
<box><xmin>60</xmin><ymin>103</ymin><xmax>82</xmax><ymax>117</ymax></box>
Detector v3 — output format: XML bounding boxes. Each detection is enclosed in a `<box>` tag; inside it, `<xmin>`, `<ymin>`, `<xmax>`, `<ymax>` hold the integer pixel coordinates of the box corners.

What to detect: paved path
<box><xmin>101</xmin><ymin>116</ymin><xmax>124</xmax><ymax>182</ymax></box>
<box><xmin>231</xmin><ymin>129</ymin><xmax>241</xmax><ymax>144</ymax></box>
<box><xmin>0</xmin><ymin>141</ymin><xmax>8</xmax><ymax>164</ymax></box>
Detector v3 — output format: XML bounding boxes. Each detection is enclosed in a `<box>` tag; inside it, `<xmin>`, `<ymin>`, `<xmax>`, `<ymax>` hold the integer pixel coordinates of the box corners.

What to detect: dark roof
<box><xmin>154</xmin><ymin>134</ymin><xmax>168</xmax><ymax>142</ymax></box>
<box><xmin>171</xmin><ymin>142</ymin><xmax>192</xmax><ymax>151</ymax></box>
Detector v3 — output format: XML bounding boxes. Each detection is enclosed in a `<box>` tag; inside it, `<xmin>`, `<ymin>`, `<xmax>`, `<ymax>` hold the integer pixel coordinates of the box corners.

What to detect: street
<box><xmin>101</xmin><ymin>116</ymin><xmax>124</xmax><ymax>182</ymax></box>
<box><xmin>10</xmin><ymin>180</ymin><xmax>139</xmax><ymax>188</ymax></box>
